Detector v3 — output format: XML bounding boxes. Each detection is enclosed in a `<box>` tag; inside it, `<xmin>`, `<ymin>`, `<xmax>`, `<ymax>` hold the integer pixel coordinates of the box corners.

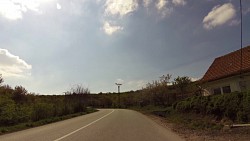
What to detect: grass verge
<box><xmin>0</xmin><ymin>108</ymin><xmax>98</xmax><ymax>135</ymax></box>
<box><xmin>132</xmin><ymin>105</ymin><xmax>223</xmax><ymax>131</ymax></box>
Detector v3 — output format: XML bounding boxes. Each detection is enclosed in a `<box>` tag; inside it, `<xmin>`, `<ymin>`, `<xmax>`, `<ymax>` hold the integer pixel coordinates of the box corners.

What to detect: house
<box><xmin>201</xmin><ymin>45</ymin><xmax>250</xmax><ymax>96</ymax></box>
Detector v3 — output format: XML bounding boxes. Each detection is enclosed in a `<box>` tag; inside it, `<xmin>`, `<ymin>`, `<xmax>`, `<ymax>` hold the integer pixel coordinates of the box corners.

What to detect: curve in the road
<box><xmin>0</xmin><ymin>109</ymin><xmax>184</xmax><ymax>141</ymax></box>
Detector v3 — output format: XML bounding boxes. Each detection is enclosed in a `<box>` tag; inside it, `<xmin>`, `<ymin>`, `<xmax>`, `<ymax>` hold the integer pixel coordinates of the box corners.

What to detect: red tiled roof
<box><xmin>202</xmin><ymin>46</ymin><xmax>250</xmax><ymax>82</ymax></box>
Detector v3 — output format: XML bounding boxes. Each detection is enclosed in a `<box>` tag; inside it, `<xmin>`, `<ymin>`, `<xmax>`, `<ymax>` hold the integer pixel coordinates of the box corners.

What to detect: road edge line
<box><xmin>54</xmin><ymin>109</ymin><xmax>115</xmax><ymax>141</ymax></box>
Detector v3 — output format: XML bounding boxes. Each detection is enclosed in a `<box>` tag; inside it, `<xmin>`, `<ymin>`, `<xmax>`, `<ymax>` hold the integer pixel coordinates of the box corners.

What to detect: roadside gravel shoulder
<box><xmin>144</xmin><ymin>113</ymin><xmax>250</xmax><ymax>141</ymax></box>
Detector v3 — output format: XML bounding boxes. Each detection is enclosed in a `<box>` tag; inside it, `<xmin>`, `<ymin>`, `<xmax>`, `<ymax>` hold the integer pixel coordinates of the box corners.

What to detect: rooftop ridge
<box><xmin>201</xmin><ymin>45</ymin><xmax>250</xmax><ymax>82</ymax></box>
<box><xmin>215</xmin><ymin>45</ymin><xmax>250</xmax><ymax>60</ymax></box>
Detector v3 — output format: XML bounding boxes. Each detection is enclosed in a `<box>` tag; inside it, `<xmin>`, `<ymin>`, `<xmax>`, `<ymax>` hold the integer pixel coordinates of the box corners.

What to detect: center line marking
<box><xmin>54</xmin><ymin>109</ymin><xmax>115</xmax><ymax>141</ymax></box>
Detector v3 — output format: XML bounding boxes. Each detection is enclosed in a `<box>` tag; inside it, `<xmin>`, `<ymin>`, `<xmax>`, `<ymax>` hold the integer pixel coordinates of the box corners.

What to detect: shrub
<box><xmin>174</xmin><ymin>91</ymin><xmax>250</xmax><ymax>123</ymax></box>
<box><xmin>32</xmin><ymin>103</ymin><xmax>53</xmax><ymax>121</ymax></box>
<box><xmin>0</xmin><ymin>97</ymin><xmax>16</xmax><ymax>125</ymax></box>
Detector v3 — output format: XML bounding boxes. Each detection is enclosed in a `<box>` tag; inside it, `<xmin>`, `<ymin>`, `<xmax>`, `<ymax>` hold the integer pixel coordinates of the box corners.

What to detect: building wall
<box><xmin>202</xmin><ymin>72</ymin><xmax>250</xmax><ymax>96</ymax></box>
<box><xmin>243</xmin><ymin>72</ymin><xmax>250</xmax><ymax>91</ymax></box>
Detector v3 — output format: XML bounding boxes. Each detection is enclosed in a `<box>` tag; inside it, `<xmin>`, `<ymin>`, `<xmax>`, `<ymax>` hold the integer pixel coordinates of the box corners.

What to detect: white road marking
<box><xmin>54</xmin><ymin>109</ymin><xmax>115</xmax><ymax>141</ymax></box>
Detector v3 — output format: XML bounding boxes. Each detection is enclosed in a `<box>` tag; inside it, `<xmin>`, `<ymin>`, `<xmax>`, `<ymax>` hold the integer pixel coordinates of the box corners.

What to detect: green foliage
<box><xmin>174</xmin><ymin>91</ymin><xmax>250</xmax><ymax>123</ymax></box>
<box><xmin>173</xmin><ymin>76</ymin><xmax>192</xmax><ymax>98</ymax></box>
<box><xmin>14</xmin><ymin>105</ymin><xmax>32</xmax><ymax>123</ymax></box>
<box><xmin>12</xmin><ymin>86</ymin><xmax>28</xmax><ymax>104</ymax></box>
<box><xmin>79</xmin><ymin>74</ymin><xmax>197</xmax><ymax>109</ymax></box>
<box><xmin>137</xmin><ymin>74</ymin><xmax>176</xmax><ymax>107</ymax></box>
<box><xmin>32</xmin><ymin>103</ymin><xmax>53</xmax><ymax>121</ymax></box>
<box><xmin>0</xmin><ymin>97</ymin><xmax>16</xmax><ymax>125</ymax></box>
<box><xmin>0</xmin><ymin>76</ymin><xmax>93</xmax><ymax>128</ymax></box>
<box><xmin>0</xmin><ymin>108</ymin><xmax>97</xmax><ymax>134</ymax></box>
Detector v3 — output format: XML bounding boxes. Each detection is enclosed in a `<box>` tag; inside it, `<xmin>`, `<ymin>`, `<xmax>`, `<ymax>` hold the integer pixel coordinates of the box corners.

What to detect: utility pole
<box><xmin>240</xmin><ymin>0</ymin><xmax>243</xmax><ymax>77</ymax></box>
<box><xmin>115</xmin><ymin>83</ymin><xmax>122</xmax><ymax>108</ymax></box>
<box><xmin>239</xmin><ymin>0</ymin><xmax>245</xmax><ymax>92</ymax></box>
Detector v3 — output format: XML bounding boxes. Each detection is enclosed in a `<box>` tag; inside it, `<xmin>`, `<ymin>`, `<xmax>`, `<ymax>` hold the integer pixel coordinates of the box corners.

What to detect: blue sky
<box><xmin>0</xmin><ymin>0</ymin><xmax>250</xmax><ymax>94</ymax></box>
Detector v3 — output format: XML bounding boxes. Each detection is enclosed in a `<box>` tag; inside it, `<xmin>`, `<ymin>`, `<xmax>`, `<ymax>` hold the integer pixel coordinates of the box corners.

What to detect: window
<box><xmin>222</xmin><ymin>86</ymin><xmax>231</xmax><ymax>94</ymax></box>
<box><xmin>213</xmin><ymin>88</ymin><xmax>221</xmax><ymax>94</ymax></box>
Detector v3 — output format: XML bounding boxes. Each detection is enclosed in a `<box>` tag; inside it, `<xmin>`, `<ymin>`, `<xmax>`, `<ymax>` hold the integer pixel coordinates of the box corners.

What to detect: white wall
<box><xmin>202</xmin><ymin>72</ymin><xmax>250</xmax><ymax>95</ymax></box>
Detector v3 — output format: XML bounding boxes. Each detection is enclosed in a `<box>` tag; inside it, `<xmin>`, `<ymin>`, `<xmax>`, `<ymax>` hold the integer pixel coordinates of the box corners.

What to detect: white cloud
<box><xmin>143</xmin><ymin>0</ymin><xmax>152</xmax><ymax>8</ymax></box>
<box><xmin>156</xmin><ymin>0</ymin><xmax>173</xmax><ymax>18</ymax></box>
<box><xmin>190</xmin><ymin>77</ymin><xmax>200</xmax><ymax>82</ymax></box>
<box><xmin>229</xmin><ymin>19</ymin><xmax>240</xmax><ymax>26</ymax></box>
<box><xmin>0</xmin><ymin>49</ymin><xmax>32</xmax><ymax>77</ymax></box>
<box><xmin>103</xmin><ymin>0</ymin><xmax>138</xmax><ymax>35</ymax></box>
<box><xmin>103</xmin><ymin>21</ymin><xmax>123</xmax><ymax>35</ymax></box>
<box><xmin>156</xmin><ymin>0</ymin><xmax>167</xmax><ymax>10</ymax></box>
<box><xmin>203</xmin><ymin>3</ymin><xmax>236</xmax><ymax>30</ymax></box>
<box><xmin>127</xmin><ymin>80</ymin><xmax>147</xmax><ymax>89</ymax></box>
<box><xmin>56</xmin><ymin>3</ymin><xmax>61</xmax><ymax>10</ymax></box>
<box><xmin>0</xmin><ymin>0</ymin><xmax>55</xmax><ymax>20</ymax></box>
<box><xmin>18</xmin><ymin>0</ymin><xmax>40</xmax><ymax>12</ymax></box>
<box><xmin>116</xmin><ymin>78</ymin><xmax>124</xmax><ymax>84</ymax></box>
<box><xmin>105</xmin><ymin>0</ymin><xmax>138</xmax><ymax>17</ymax></box>
<box><xmin>0</xmin><ymin>0</ymin><xmax>23</xmax><ymax>20</ymax></box>
<box><xmin>172</xmin><ymin>0</ymin><xmax>186</xmax><ymax>6</ymax></box>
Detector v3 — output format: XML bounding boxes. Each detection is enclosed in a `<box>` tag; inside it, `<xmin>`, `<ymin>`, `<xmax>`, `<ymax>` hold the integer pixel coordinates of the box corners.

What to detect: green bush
<box><xmin>0</xmin><ymin>97</ymin><xmax>16</xmax><ymax>125</ymax></box>
<box><xmin>174</xmin><ymin>91</ymin><xmax>250</xmax><ymax>123</ymax></box>
<box><xmin>32</xmin><ymin>103</ymin><xmax>53</xmax><ymax>121</ymax></box>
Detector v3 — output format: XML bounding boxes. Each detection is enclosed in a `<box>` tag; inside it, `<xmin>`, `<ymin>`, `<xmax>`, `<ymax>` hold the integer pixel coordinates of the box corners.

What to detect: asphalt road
<box><xmin>0</xmin><ymin>109</ymin><xmax>184</xmax><ymax>141</ymax></box>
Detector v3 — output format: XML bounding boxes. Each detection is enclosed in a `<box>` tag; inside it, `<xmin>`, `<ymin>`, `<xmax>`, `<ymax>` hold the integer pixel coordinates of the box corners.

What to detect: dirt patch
<box><xmin>145</xmin><ymin>113</ymin><xmax>250</xmax><ymax>141</ymax></box>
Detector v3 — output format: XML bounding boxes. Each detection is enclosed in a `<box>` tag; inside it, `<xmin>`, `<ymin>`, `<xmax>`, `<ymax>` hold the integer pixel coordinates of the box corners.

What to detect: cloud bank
<box><xmin>203</xmin><ymin>3</ymin><xmax>236</xmax><ymax>30</ymax></box>
<box><xmin>0</xmin><ymin>0</ymin><xmax>42</xmax><ymax>20</ymax></box>
<box><xmin>127</xmin><ymin>80</ymin><xmax>147</xmax><ymax>90</ymax></box>
<box><xmin>156</xmin><ymin>0</ymin><xmax>173</xmax><ymax>18</ymax></box>
<box><xmin>0</xmin><ymin>0</ymin><xmax>64</xmax><ymax>20</ymax></box>
<box><xmin>102</xmin><ymin>0</ymin><xmax>187</xmax><ymax>35</ymax></box>
<box><xmin>104</xmin><ymin>0</ymin><xmax>138</xmax><ymax>17</ymax></box>
<box><xmin>116</xmin><ymin>78</ymin><xmax>124</xmax><ymax>84</ymax></box>
<box><xmin>172</xmin><ymin>0</ymin><xmax>186</xmax><ymax>6</ymax></box>
<box><xmin>103</xmin><ymin>0</ymin><xmax>138</xmax><ymax>35</ymax></box>
<box><xmin>0</xmin><ymin>49</ymin><xmax>32</xmax><ymax>77</ymax></box>
<box><xmin>56</xmin><ymin>3</ymin><xmax>62</xmax><ymax>10</ymax></box>
<box><xmin>143</xmin><ymin>0</ymin><xmax>152</xmax><ymax>8</ymax></box>
<box><xmin>103</xmin><ymin>21</ymin><xmax>123</xmax><ymax>35</ymax></box>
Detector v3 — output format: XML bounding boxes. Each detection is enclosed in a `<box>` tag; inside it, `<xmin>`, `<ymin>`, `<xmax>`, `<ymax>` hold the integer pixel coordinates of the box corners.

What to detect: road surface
<box><xmin>0</xmin><ymin>109</ymin><xmax>184</xmax><ymax>141</ymax></box>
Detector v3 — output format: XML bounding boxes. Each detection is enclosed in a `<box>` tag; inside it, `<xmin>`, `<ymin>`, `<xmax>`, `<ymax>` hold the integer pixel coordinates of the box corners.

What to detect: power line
<box><xmin>240</xmin><ymin>0</ymin><xmax>243</xmax><ymax>76</ymax></box>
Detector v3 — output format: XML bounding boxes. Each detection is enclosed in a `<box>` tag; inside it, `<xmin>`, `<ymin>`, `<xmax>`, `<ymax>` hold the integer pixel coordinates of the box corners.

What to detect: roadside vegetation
<box><xmin>87</xmin><ymin>74</ymin><xmax>250</xmax><ymax>131</ymax></box>
<box><xmin>0</xmin><ymin>75</ymin><xmax>96</xmax><ymax>134</ymax></box>
<box><xmin>1</xmin><ymin>73</ymin><xmax>250</xmax><ymax>135</ymax></box>
<box><xmin>146</xmin><ymin>90</ymin><xmax>250</xmax><ymax>131</ymax></box>
<box><xmin>174</xmin><ymin>91</ymin><xmax>250</xmax><ymax>123</ymax></box>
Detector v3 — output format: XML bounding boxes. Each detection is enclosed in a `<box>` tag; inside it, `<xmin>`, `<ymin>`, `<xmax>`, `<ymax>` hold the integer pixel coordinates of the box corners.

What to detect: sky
<box><xmin>0</xmin><ymin>0</ymin><xmax>250</xmax><ymax>95</ymax></box>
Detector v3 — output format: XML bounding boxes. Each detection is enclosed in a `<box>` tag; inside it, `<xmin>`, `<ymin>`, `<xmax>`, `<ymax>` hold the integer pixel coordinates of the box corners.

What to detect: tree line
<box><xmin>0</xmin><ymin>75</ymin><xmax>92</xmax><ymax>127</ymax></box>
<box><xmin>89</xmin><ymin>74</ymin><xmax>199</xmax><ymax>108</ymax></box>
<box><xmin>0</xmin><ymin>74</ymin><xmax>199</xmax><ymax>127</ymax></box>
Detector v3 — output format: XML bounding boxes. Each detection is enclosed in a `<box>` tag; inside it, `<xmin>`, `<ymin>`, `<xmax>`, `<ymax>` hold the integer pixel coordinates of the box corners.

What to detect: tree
<box><xmin>12</xmin><ymin>86</ymin><xmax>28</xmax><ymax>103</ymax></box>
<box><xmin>142</xmin><ymin>74</ymin><xmax>173</xmax><ymax>106</ymax></box>
<box><xmin>159</xmin><ymin>74</ymin><xmax>172</xmax><ymax>86</ymax></box>
<box><xmin>70</xmin><ymin>84</ymin><xmax>90</xmax><ymax>95</ymax></box>
<box><xmin>66</xmin><ymin>84</ymin><xmax>90</xmax><ymax>113</ymax></box>
<box><xmin>173</xmin><ymin>76</ymin><xmax>192</xmax><ymax>99</ymax></box>
<box><xmin>159</xmin><ymin>74</ymin><xmax>172</xmax><ymax>105</ymax></box>
<box><xmin>0</xmin><ymin>74</ymin><xmax>3</xmax><ymax>86</ymax></box>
